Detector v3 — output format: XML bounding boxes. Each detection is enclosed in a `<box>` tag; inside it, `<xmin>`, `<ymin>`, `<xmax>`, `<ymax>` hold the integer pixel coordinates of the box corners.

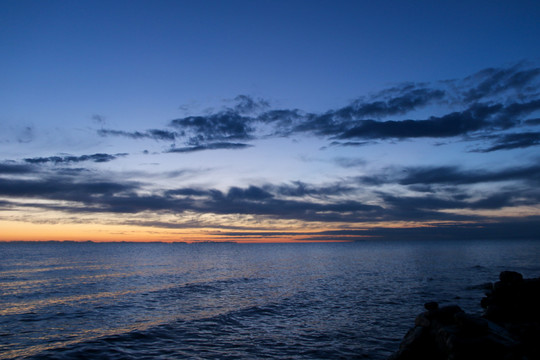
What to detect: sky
<box><xmin>1</xmin><ymin>0</ymin><xmax>540</xmax><ymax>242</ymax></box>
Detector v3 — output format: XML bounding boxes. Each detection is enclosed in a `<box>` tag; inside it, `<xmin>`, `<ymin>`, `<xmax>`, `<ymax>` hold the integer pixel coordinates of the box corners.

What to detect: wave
<box><xmin>25</xmin><ymin>298</ymin><xmax>370</xmax><ymax>360</ymax></box>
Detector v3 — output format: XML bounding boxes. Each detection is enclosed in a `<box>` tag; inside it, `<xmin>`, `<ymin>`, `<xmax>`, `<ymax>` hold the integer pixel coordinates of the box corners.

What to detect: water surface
<box><xmin>1</xmin><ymin>240</ymin><xmax>539</xmax><ymax>359</ymax></box>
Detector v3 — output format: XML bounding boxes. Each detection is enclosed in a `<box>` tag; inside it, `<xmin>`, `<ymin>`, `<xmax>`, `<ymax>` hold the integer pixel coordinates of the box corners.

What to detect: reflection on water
<box><xmin>1</xmin><ymin>240</ymin><xmax>539</xmax><ymax>359</ymax></box>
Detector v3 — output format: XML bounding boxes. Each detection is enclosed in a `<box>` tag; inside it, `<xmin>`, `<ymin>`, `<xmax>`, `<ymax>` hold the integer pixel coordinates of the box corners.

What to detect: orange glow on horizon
<box><xmin>0</xmin><ymin>220</ymin><xmax>355</xmax><ymax>243</ymax></box>
<box><xmin>0</xmin><ymin>217</ymin><xmax>491</xmax><ymax>243</ymax></box>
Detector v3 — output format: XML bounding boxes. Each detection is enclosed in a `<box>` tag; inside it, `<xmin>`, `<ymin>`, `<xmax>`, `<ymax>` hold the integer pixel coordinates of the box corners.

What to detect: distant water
<box><xmin>1</xmin><ymin>240</ymin><xmax>540</xmax><ymax>359</ymax></box>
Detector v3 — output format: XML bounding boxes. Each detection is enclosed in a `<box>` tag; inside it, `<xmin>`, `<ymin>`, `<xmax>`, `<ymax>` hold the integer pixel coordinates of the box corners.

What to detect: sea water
<box><xmin>1</xmin><ymin>240</ymin><xmax>539</xmax><ymax>359</ymax></box>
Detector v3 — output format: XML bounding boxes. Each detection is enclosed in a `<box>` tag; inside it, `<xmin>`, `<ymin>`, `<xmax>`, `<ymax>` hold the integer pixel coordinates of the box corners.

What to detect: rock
<box><xmin>415</xmin><ymin>313</ymin><xmax>430</xmax><ymax>327</ymax></box>
<box><xmin>389</xmin><ymin>271</ymin><xmax>540</xmax><ymax>360</ymax></box>
<box><xmin>430</xmin><ymin>305</ymin><xmax>463</xmax><ymax>325</ymax></box>
<box><xmin>453</xmin><ymin>312</ymin><xmax>489</xmax><ymax>335</ymax></box>
<box><xmin>499</xmin><ymin>271</ymin><xmax>523</xmax><ymax>284</ymax></box>
<box><xmin>389</xmin><ymin>325</ymin><xmax>440</xmax><ymax>360</ymax></box>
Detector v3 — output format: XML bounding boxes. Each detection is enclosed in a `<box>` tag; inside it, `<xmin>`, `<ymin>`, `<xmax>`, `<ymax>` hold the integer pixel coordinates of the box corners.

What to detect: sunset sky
<box><xmin>1</xmin><ymin>0</ymin><xmax>540</xmax><ymax>242</ymax></box>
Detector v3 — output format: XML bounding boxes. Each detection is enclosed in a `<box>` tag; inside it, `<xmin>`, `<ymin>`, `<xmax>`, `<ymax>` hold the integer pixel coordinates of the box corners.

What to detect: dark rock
<box><xmin>499</xmin><ymin>271</ymin><xmax>523</xmax><ymax>284</ymax></box>
<box><xmin>389</xmin><ymin>325</ymin><xmax>441</xmax><ymax>360</ymax></box>
<box><xmin>415</xmin><ymin>313</ymin><xmax>430</xmax><ymax>327</ymax></box>
<box><xmin>453</xmin><ymin>312</ymin><xmax>489</xmax><ymax>335</ymax></box>
<box><xmin>389</xmin><ymin>271</ymin><xmax>540</xmax><ymax>360</ymax></box>
<box><xmin>432</xmin><ymin>305</ymin><xmax>463</xmax><ymax>325</ymax></box>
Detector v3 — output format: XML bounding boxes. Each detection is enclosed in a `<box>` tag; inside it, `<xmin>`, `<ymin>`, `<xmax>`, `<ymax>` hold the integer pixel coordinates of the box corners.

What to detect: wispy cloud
<box><xmin>2</xmin><ymin>153</ymin><xmax>539</xmax><ymax>233</ymax></box>
<box><xmin>471</xmin><ymin>131</ymin><xmax>540</xmax><ymax>152</ymax></box>
<box><xmin>167</xmin><ymin>142</ymin><xmax>252</xmax><ymax>153</ymax></box>
<box><xmin>24</xmin><ymin>153</ymin><xmax>127</xmax><ymax>164</ymax></box>
<box><xmin>98</xmin><ymin>129</ymin><xmax>177</xmax><ymax>141</ymax></box>
<box><xmin>91</xmin><ymin>64</ymin><xmax>540</xmax><ymax>153</ymax></box>
<box><xmin>357</xmin><ymin>163</ymin><xmax>540</xmax><ymax>186</ymax></box>
<box><xmin>459</xmin><ymin>64</ymin><xmax>540</xmax><ymax>103</ymax></box>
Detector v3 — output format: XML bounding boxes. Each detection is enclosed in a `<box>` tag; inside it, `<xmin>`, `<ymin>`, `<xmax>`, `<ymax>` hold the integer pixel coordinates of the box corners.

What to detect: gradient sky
<box><xmin>1</xmin><ymin>0</ymin><xmax>540</xmax><ymax>242</ymax></box>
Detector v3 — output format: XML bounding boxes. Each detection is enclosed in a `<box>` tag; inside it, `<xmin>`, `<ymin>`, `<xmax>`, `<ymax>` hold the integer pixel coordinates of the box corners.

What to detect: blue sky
<box><xmin>1</xmin><ymin>0</ymin><xmax>540</xmax><ymax>242</ymax></box>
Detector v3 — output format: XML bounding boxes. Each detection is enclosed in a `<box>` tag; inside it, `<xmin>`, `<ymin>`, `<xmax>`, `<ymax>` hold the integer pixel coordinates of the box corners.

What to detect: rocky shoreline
<box><xmin>389</xmin><ymin>271</ymin><xmax>540</xmax><ymax>360</ymax></box>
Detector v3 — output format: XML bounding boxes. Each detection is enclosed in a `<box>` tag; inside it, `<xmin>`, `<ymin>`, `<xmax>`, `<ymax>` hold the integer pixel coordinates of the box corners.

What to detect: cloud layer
<box><xmin>94</xmin><ymin>63</ymin><xmax>540</xmax><ymax>156</ymax></box>
<box><xmin>2</xmin><ymin>63</ymin><xmax>540</xmax><ymax>241</ymax></box>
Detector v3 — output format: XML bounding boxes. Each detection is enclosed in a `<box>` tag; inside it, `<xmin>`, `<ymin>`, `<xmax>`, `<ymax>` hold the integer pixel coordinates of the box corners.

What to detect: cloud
<box><xmin>472</xmin><ymin>131</ymin><xmax>540</xmax><ymax>152</ymax></box>
<box><xmin>164</xmin><ymin>184</ymin><xmax>379</xmax><ymax>222</ymax></box>
<box><xmin>381</xmin><ymin>188</ymin><xmax>540</xmax><ymax>212</ymax></box>
<box><xmin>0</xmin><ymin>176</ymin><xmax>133</xmax><ymax>201</ymax></box>
<box><xmin>0</xmin><ymin>167</ymin><xmax>383</xmax><ymax>222</ymax></box>
<box><xmin>24</xmin><ymin>153</ymin><xmax>127</xmax><ymax>164</ymax></box>
<box><xmin>461</xmin><ymin>64</ymin><xmax>540</xmax><ymax>103</ymax></box>
<box><xmin>525</xmin><ymin>118</ymin><xmax>540</xmax><ymax>125</ymax></box>
<box><xmin>311</xmin><ymin>219</ymin><xmax>540</xmax><ymax>241</ymax></box>
<box><xmin>336</xmin><ymin>86</ymin><xmax>446</xmax><ymax>119</ymax></box>
<box><xmin>88</xmin><ymin>64</ymin><xmax>540</xmax><ymax>152</ymax></box>
<box><xmin>169</xmin><ymin>112</ymin><xmax>253</xmax><ymax>144</ymax></box>
<box><xmin>356</xmin><ymin>162</ymin><xmax>540</xmax><ymax>191</ymax></box>
<box><xmin>395</xmin><ymin>164</ymin><xmax>540</xmax><ymax>186</ymax></box>
<box><xmin>167</xmin><ymin>142</ymin><xmax>252</xmax><ymax>153</ymax></box>
<box><xmin>1</xmin><ymin>157</ymin><xmax>538</xmax><ymax>228</ymax></box>
<box><xmin>328</xmin><ymin>141</ymin><xmax>374</xmax><ymax>148</ymax></box>
<box><xmin>333</xmin><ymin>157</ymin><xmax>367</xmax><ymax>168</ymax></box>
<box><xmin>336</xmin><ymin>100</ymin><xmax>540</xmax><ymax>140</ymax></box>
<box><xmin>337</xmin><ymin>111</ymin><xmax>485</xmax><ymax>139</ymax></box>
<box><xmin>92</xmin><ymin>114</ymin><xmax>106</xmax><ymax>126</ymax></box>
<box><xmin>0</xmin><ymin>163</ymin><xmax>34</xmax><ymax>174</ymax></box>
<box><xmin>212</xmin><ymin>217</ymin><xmax>540</xmax><ymax>241</ymax></box>
<box><xmin>226</xmin><ymin>186</ymin><xmax>274</xmax><ymax>200</ymax></box>
<box><xmin>98</xmin><ymin>129</ymin><xmax>177</xmax><ymax>141</ymax></box>
<box><xmin>232</xmin><ymin>95</ymin><xmax>270</xmax><ymax>114</ymax></box>
<box><xmin>265</xmin><ymin>181</ymin><xmax>356</xmax><ymax>198</ymax></box>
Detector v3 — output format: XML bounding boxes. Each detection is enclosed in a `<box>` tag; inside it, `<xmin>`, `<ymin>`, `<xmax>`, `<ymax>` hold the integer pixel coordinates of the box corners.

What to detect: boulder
<box><xmin>389</xmin><ymin>271</ymin><xmax>540</xmax><ymax>360</ymax></box>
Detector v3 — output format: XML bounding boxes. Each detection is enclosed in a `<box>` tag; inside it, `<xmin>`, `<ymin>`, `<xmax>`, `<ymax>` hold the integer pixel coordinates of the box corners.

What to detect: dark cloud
<box><xmin>258</xmin><ymin>109</ymin><xmax>304</xmax><ymax>125</ymax></box>
<box><xmin>1</xmin><ymin>159</ymin><xmax>538</xmax><ymax>228</ymax></box>
<box><xmin>98</xmin><ymin>129</ymin><xmax>177</xmax><ymax>141</ymax></box>
<box><xmin>376</xmin><ymin>219</ymin><xmax>540</xmax><ymax>241</ymax></box>
<box><xmin>0</xmin><ymin>170</ymin><xmax>383</xmax><ymax>222</ymax></box>
<box><xmin>163</xmin><ymin>184</ymin><xmax>379</xmax><ymax>222</ymax></box>
<box><xmin>355</xmin><ymin>163</ymin><xmax>540</xmax><ymax>195</ymax></box>
<box><xmin>232</xmin><ymin>95</ymin><xmax>270</xmax><ymax>114</ymax></box>
<box><xmin>226</xmin><ymin>186</ymin><xmax>274</xmax><ymax>200</ymax></box>
<box><xmin>461</xmin><ymin>65</ymin><xmax>540</xmax><ymax>103</ymax></box>
<box><xmin>89</xmin><ymin>64</ymin><xmax>539</xmax><ymax>151</ymax></box>
<box><xmin>381</xmin><ymin>188</ymin><xmax>540</xmax><ymax>213</ymax></box>
<box><xmin>294</xmin><ymin>86</ymin><xmax>445</xmax><ymax>137</ymax></box>
<box><xmin>395</xmin><ymin>164</ymin><xmax>540</xmax><ymax>186</ymax></box>
<box><xmin>265</xmin><ymin>181</ymin><xmax>355</xmax><ymax>198</ymax></box>
<box><xmin>339</xmin><ymin>87</ymin><xmax>445</xmax><ymax>119</ymax></box>
<box><xmin>212</xmin><ymin>218</ymin><xmax>540</xmax><ymax>241</ymax></box>
<box><xmin>0</xmin><ymin>177</ymin><xmax>132</xmax><ymax>201</ymax></box>
<box><xmin>167</xmin><ymin>142</ymin><xmax>252</xmax><ymax>153</ymax></box>
<box><xmin>165</xmin><ymin>188</ymin><xmax>210</xmax><ymax>197</ymax></box>
<box><xmin>24</xmin><ymin>153</ymin><xmax>126</xmax><ymax>165</ymax></box>
<box><xmin>473</xmin><ymin>131</ymin><xmax>540</xmax><ymax>152</ymax></box>
<box><xmin>92</xmin><ymin>114</ymin><xmax>106</xmax><ymax>125</ymax></box>
<box><xmin>336</xmin><ymin>101</ymin><xmax>536</xmax><ymax>140</ymax></box>
<box><xmin>0</xmin><ymin>163</ymin><xmax>34</xmax><ymax>174</ymax></box>
<box><xmin>303</xmin><ymin>219</ymin><xmax>540</xmax><ymax>241</ymax></box>
<box><xmin>291</xmin><ymin>86</ymin><xmax>446</xmax><ymax>136</ymax></box>
<box><xmin>328</xmin><ymin>141</ymin><xmax>374</xmax><ymax>147</ymax></box>
<box><xmin>169</xmin><ymin>112</ymin><xmax>253</xmax><ymax>143</ymax></box>
<box><xmin>525</xmin><ymin>118</ymin><xmax>540</xmax><ymax>125</ymax></box>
